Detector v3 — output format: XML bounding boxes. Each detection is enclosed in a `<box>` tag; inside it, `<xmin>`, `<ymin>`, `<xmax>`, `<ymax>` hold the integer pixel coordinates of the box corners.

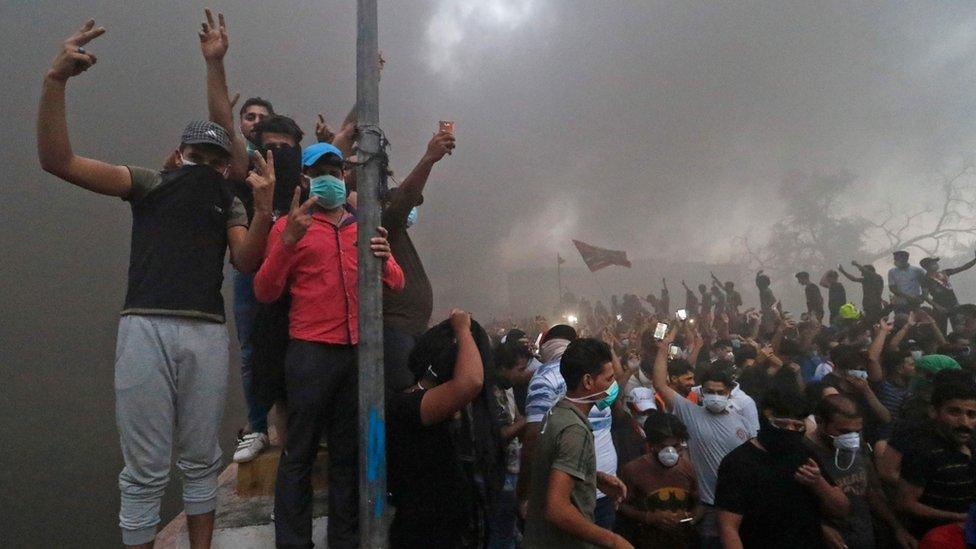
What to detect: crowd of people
<box><xmin>38</xmin><ymin>12</ymin><xmax>976</xmax><ymax>549</ymax></box>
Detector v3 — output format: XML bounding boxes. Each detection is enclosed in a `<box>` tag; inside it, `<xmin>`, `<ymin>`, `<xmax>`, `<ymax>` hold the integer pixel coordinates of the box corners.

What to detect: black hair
<box><xmin>560</xmin><ymin>338</ymin><xmax>613</xmax><ymax>391</ymax></box>
<box><xmin>541</xmin><ymin>324</ymin><xmax>577</xmax><ymax>345</ymax></box>
<box><xmin>252</xmin><ymin>114</ymin><xmax>304</xmax><ymax>145</ymax></box>
<box><xmin>931</xmin><ymin>374</ymin><xmax>976</xmax><ymax>409</ymax></box>
<box><xmin>643</xmin><ymin>410</ymin><xmax>689</xmax><ymax>445</ymax></box>
<box><xmin>815</xmin><ymin>394</ymin><xmax>861</xmax><ymax>424</ymax></box>
<box><xmin>778</xmin><ymin>338</ymin><xmax>802</xmax><ymax>359</ymax></box>
<box><xmin>712</xmin><ymin>339</ymin><xmax>733</xmax><ymax>350</ymax></box>
<box><xmin>829</xmin><ymin>344</ymin><xmax>865</xmax><ymax>371</ymax></box>
<box><xmin>795</xmin><ymin>271</ymin><xmax>810</xmax><ymax>280</ymax></box>
<box><xmin>408</xmin><ymin>318</ymin><xmax>492</xmax><ymax>383</ymax></box>
<box><xmin>701</xmin><ymin>362</ymin><xmax>735</xmax><ymax>389</ymax></box>
<box><xmin>734</xmin><ymin>345</ymin><xmax>758</xmax><ymax>365</ymax></box>
<box><xmin>760</xmin><ymin>385</ymin><xmax>810</xmax><ymax>419</ymax></box>
<box><xmin>881</xmin><ymin>349</ymin><xmax>912</xmax><ymax>376</ymax></box>
<box><xmin>947</xmin><ymin>332</ymin><xmax>970</xmax><ymax>345</ymax></box>
<box><xmin>667</xmin><ymin>358</ymin><xmax>694</xmax><ymax>378</ymax></box>
<box><xmin>756</xmin><ymin>273</ymin><xmax>771</xmax><ymax>288</ymax></box>
<box><xmin>239</xmin><ymin>96</ymin><xmax>274</xmax><ymax>116</ymax></box>
<box><xmin>493</xmin><ymin>343</ymin><xmax>520</xmax><ymax>371</ymax></box>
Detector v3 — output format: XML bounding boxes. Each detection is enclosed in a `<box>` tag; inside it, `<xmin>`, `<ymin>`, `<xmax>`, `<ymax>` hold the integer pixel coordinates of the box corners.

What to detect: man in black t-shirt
<box><xmin>796</xmin><ymin>271</ymin><xmax>824</xmax><ymax>324</ymax></box>
<box><xmin>920</xmin><ymin>255</ymin><xmax>976</xmax><ymax>333</ymax></box>
<box><xmin>895</xmin><ymin>380</ymin><xmax>976</xmax><ymax>538</ymax></box>
<box><xmin>820</xmin><ymin>270</ymin><xmax>847</xmax><ymax>326</ymax></box>
<box><xmin>715</xmin><ymin>388</ymin><xmax>850</xmax><ymax>549</ymax></box>
<box><xmin>37</xmin><ymin>15</ymin><xmax>276</xmax><ymax>547</ymax></box>
<box><xmin>806</xmin><ymin>394</ymin><xmax>916</xmax><ymax>549</ymax></box>
<box><xmin>381</xmin><ymin>129</ymin><xmax>455</xmax><ymax>393</ymax></box>
<box><xmin>839</xmin><ymin>261</ymin><xmax>885</xmax><ymax>323</ymax></box>
<box><xmin>386</xmin><ymin>311</ymin><xmax>486</xmax><ymax>548</ymax></box>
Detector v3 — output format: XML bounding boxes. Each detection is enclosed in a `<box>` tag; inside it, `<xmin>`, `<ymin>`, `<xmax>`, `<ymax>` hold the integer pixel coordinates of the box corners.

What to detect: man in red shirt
<box><xmin>254</xmin><ymin>142</ymin><xmax>404</xmax><ymax>549</ymax></box>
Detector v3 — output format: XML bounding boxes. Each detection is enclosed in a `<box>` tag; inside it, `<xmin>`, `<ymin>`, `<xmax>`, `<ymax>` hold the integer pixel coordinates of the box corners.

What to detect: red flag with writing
<box><xmin>572</xmin><ymin>239</ymin><xmax>632</xmax><ymax>272</ymax></box>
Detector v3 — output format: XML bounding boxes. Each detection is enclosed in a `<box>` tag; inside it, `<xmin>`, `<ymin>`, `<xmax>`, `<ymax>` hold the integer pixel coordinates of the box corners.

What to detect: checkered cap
<box><xmin>180</xmin><ymin>121</ymin><xmax>232</xmax><ymax>154</ymax></box>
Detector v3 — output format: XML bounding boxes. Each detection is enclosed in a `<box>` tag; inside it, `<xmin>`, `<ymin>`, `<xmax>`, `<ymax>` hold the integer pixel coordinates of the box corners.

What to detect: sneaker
<box><xmin>233</xmin><ymin>432</ymin><xmax>270</xmax><ymax>463</ymax></box>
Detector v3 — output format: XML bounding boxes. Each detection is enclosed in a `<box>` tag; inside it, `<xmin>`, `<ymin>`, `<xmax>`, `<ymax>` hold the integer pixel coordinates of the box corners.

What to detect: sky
<box><xmin>6</xmin><ymin>0</ymin><xmax>976</xmax><ymax>543</ymax></box>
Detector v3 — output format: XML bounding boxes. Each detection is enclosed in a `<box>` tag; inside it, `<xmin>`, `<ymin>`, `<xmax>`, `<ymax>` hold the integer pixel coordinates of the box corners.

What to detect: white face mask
<box><xmin>911</xmin><ymin>350</ymin><xmax>923</xmax><ymax>360</ymax></box>
<box><xmin>627</xmin><ymin>358</ymin><xmax>641</xmax><ymax>370</ymax></box>
<box><xmin>831</xmin><ymin>431</ymin><xmax>860</xmax><ymax>471</ymax></box>
<box><xmin>657</xmin><ymin>446</ymin><xmax>680</xmax><ymax>468</ymax></box>
<box><xmin>703</xmin><ymin>393</ymin><xmax>729</xmax><ymax>414</ymax></box>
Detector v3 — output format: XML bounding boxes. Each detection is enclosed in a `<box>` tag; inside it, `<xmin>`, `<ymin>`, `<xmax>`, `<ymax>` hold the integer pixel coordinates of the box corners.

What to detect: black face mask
<box><xmin>260</xmin><ymin>144</ymin><xmax>303</xmax><ymax>214</ymax></box>
<box><xmin>757</xmin><ymin>415</ymin><xmax>809</xmax><ymax>470</ymax></box>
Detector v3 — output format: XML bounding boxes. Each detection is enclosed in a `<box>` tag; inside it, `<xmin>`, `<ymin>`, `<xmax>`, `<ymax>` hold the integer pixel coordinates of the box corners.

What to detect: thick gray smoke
<box><xmin>5</xmin><ymin>1</ymin><xmax>976</xmax><ymax>545</ymax></box>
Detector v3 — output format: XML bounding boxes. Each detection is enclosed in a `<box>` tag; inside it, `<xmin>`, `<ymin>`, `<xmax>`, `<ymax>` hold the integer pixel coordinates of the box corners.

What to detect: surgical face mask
<box><xmin>566</xmin><ymin>380</ymin><xmax>619</xmax><ymax>411</ymax></box>
<box><xmin>406</xmin><ymin>207</ymin><xmax>418</xmax><ymax>228</ymax></box>
<box><xmin>702</xmin><ymin>393</ymin><xmax>729</xmax><ymax>414</ymax></box>
<box><xmin>621</xmin><ymin>338</ymin><xmax>630</xmax><ymax>348</ymax></box>
<box><xmin>831</xmin><ymin>432</ymin><xmax>860</xmax><ymax>471</ymax></box>
<box><xmin>910</xmin><ymin>350</ymin><xmax>923</xmax><ymax>361</ymax></box>
<box><xmin>309</xmin><ymin>174</ymin><xmax>346</xmax><ymax>210</ymax></box>
<box><xmin>657</xmin><ymin>446</ymin><xmax>680</xmax><ymax>468</ymax></box>
<box><xmin>627</xmin><ymin>357</ymin><xmax>641</xmax><ymax>370</ymax></box>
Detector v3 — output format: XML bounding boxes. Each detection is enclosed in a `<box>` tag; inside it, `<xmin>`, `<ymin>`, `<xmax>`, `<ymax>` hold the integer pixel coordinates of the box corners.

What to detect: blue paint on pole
<box><xmin>367</xmin><ymin>406</ymin><xmax>386</xmax><ymax>518</ymax></box>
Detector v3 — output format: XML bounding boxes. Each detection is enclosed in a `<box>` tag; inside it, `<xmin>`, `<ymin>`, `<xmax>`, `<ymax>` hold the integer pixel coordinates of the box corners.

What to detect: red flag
<box><xmin>572</xmin><ymin>239</ymin><xmax>632</xmax><ymax>272</ymax></box>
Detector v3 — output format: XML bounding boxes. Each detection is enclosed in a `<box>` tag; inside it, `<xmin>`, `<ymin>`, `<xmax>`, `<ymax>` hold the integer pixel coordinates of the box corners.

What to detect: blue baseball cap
<box><xmin>301</xmin><ymin>142</ymin><xmax>344</xmax><ymax>167</ymax></box>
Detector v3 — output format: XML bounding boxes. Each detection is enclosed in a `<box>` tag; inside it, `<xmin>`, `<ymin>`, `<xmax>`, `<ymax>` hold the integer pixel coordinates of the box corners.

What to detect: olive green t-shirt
<box><xmin>126</xmin><ymin>166</ymin><xmax>248</xmax><ymax>228</ymax></box>
<box><xmin>524</xmin><ymin>399</ymin><xmax>598</xmax><ymax>549</ymax></box>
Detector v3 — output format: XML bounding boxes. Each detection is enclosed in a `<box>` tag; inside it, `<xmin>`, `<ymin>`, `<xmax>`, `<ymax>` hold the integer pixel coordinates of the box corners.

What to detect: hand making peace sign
<box><xmin>48</xmin><ymin>19</ymin><xmax>105</xmax><ymax>82</ymax></box>
<box><xmin>281</xmin><ymin>187</ymin><xmax>319</xmax><ymax>246</ymax></box>
<box><xmin>247</xmin><ymin>149</ymin><xmax>276</xmax><ymax>216</ymax></box>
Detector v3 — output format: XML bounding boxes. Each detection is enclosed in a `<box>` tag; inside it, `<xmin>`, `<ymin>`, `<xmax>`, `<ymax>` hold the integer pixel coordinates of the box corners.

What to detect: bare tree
<box><xmin>737</xmin><ymin>166</ymin><xmax>976</xmax><ymax>279</ymax></box>
<box><xmin>863</xmin><ymin>164</ymin><xmax>976</xmax><ymax>261</ymax></box>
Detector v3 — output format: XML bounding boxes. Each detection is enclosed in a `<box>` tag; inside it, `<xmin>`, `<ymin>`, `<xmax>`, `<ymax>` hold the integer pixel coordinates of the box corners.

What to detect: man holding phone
<box><xmin>651</xmin><ymin>327</ymin><xmax>751</xmax><ymax>548</ymax></box>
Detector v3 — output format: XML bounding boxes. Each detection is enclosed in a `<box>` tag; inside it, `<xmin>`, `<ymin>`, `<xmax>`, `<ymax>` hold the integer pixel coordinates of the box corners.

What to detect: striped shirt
<box><xmin>526</xmin><ymin>358</ymin><xmax>617</xmax><ymax>495</ymax></box>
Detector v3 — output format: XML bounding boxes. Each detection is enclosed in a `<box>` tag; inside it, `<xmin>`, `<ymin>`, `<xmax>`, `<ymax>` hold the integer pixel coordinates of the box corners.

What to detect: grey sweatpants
<box><xmin>114</xmin><ymin>315</ymin><xmax>229</xmax><ymax>545</ymax></box>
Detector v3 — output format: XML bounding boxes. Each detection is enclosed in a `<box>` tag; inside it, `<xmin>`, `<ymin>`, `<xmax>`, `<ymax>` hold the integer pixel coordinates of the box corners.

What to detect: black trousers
<box><xmin>275</xmin><ymin>340</ymin><xmax>358</xmax><ymax>549</ymax></box>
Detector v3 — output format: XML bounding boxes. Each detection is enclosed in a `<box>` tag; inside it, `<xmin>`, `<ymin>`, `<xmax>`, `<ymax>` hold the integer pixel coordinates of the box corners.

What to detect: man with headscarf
<box><xmin>519</xmin><ymin>324</ymin><xmax>622</xmax><ymax>530</ymax></box>
<box><xmin>715</xmin><ymin>387</ymin><xmax>850</xmax><ymax>549</ymax></box>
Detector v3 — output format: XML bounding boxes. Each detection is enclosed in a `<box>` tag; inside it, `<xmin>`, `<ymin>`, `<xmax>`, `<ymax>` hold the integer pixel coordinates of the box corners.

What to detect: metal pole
<box><xmin>557</xmin><ymin>253</ymin><xmax>563</xmax><ymax>314</ymax></box>
<box><xmin>356</xmin><ymin>0</ymin><xmax>388</xmax><ymax>546</ymax></box>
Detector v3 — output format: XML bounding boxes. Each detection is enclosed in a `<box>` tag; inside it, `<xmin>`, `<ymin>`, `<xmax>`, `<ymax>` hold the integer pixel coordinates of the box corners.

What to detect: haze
<box><xmin>5</xmin><ymin>1</ymin><xmax>976</xmax><ymax>545</ymax></box>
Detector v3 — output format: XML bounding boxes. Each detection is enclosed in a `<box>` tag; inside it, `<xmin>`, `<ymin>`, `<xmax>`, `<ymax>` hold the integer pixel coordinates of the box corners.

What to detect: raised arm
<box><xmin>944</xmin><ymin>251</ymin><xmax>976</xmax><ymax>276</ymax></box>
<box><xmin>866</xmin><ymin>317</ymin><xmax>892</xmax><ymax>383</ymax></box>
<box><xmin>838</xmin><ymin>264</ymin><xmax>862</xmax><ymax>283</ymax></box>
<box><xmin>389</xmin><ymin>130</ymin><xmax>455</xmax><ymax>215</ymax></box>
<box><xmin>420</xmin><ymin>310</ymin><xmax>484</xmax><ymax>426</ymax></box>
<box><xmin>198</xmin><ymin>10</ymin><xmax>248</xmax><ymax>181</ymax></box>
<box><xmin>227</xmin><ymin>150</ymin><xmax>277</xmax><ymax>273</ymax></box>
<box><xmin>651</xmin><ymin>326</ymin><xmax>679</xmax><ymax>405</ymax></box>
<box><xmin>38</xmin><ymin>20</ymin><xmax>132</xmax><ymax>197</ymax></box>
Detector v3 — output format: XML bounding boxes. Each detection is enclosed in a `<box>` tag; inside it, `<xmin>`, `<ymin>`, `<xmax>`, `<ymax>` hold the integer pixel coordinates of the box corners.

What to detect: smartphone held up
<box><xmin>654</xmin><ymin>322</ymin><xmax>668</xmax><ymax>340</ymax></box>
